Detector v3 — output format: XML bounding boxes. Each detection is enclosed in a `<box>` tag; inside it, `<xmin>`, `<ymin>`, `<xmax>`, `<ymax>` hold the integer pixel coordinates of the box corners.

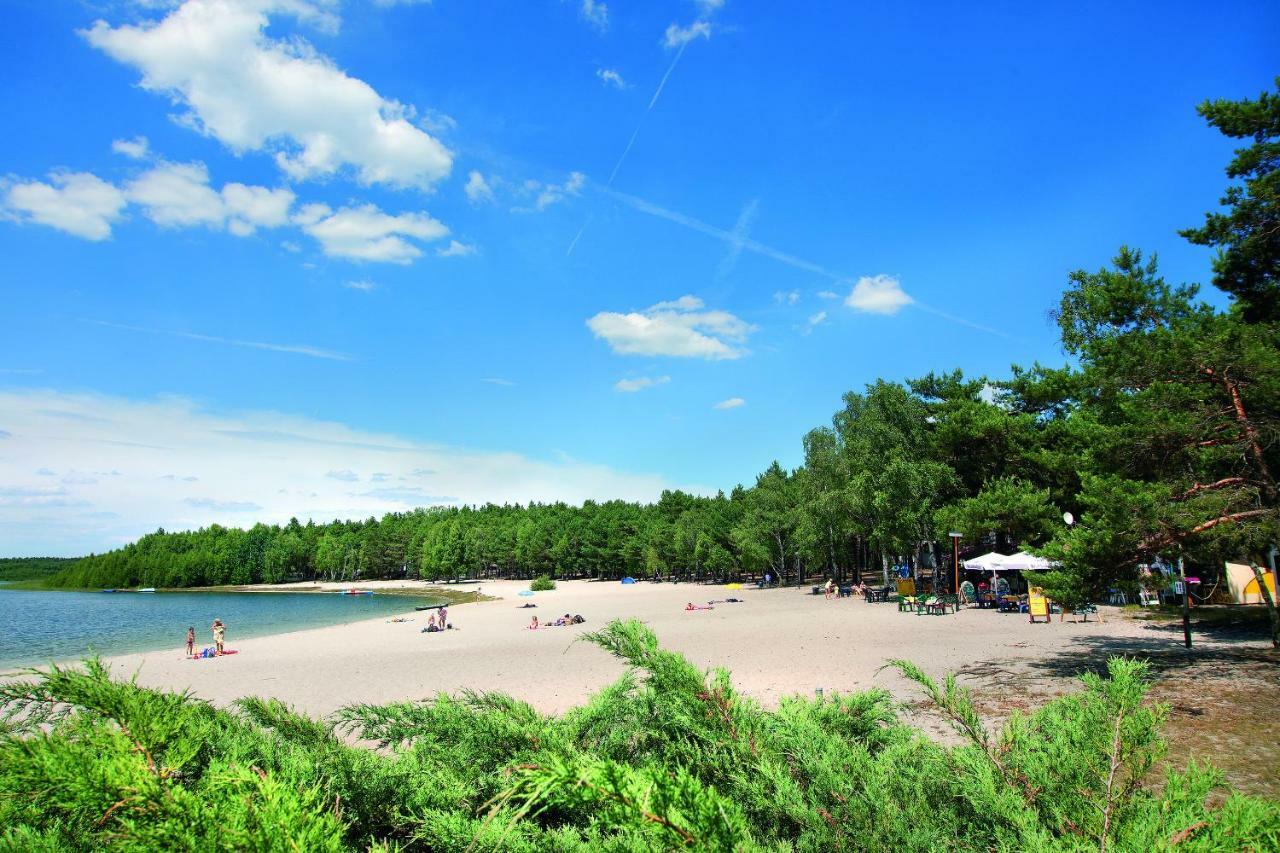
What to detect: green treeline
<box><xmin>0</xmin><ymin>557</ymin><xmax>76</xmax><ymax>582</ymax></box>
<box><xmin>1</xmin><ymin>620</ymin><xmax>1276</xmax><ymax>849</ymax></box>
<box><xmin>44</xmin><ymin>80</ymin><xmax>1280</xmax><ymax>603</ymax></box>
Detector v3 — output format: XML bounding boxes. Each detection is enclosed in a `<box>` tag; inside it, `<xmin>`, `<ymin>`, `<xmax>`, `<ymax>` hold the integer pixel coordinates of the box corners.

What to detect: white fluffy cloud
<box><xmin>596</xmin><ymin>68</ymin><xmax>626</xmax><ymax>89</ymax></box>
<box><xmin>465</xmin><ymin>170</ymin><xmax>494</xmax><ymax>203</ymax></box>
<box><xmin>83</xmin><ymin>0</ymin><xmax>453</xmax><ymax>189</ymax></box>
<box><xmin>2</xmin><ymin>171</ymin><xmax>128</xmax><ymax>241</ymax></box>
<box><xmin>112</xmin><ymin>136</ymin><xmax>151</xmax><ymax>159</ymax></box>
<box><xmin>295</xmin><ymin>202</ymin><xmax>448</xmax><ymax>263</ymax></box>
<box><xmin>126</xmin><ymin>160</ymin><xmax>227</xmax><ymax>228</ymax></box>
<box><xmin>663</xmin><ymin>20</ymin><xmax>711</xmax><ymax>48</ymax></box>
<box><xmin>614</xmin><ymin>375</ymin><xmax>670</xmax><ymax>393</ymax></box>
<box><xmin>713</xmin><ymin>397</ymin><xmax>744</xmax><ymax>410</ymax></box>
<box><xmin>0</xmin><ymin>389</ymin><xmax>682</xmax><ymax>556</ymax></box>
<box><xmin>844</xmin><ymin>274</ymin><xmax>913</xmax><ymax>315</ymax></box>
<box><xmin>3</xmin><ymin>157</ymin><xmax>447</xmax><ymax>262</ymax></box>
<box><xmin>125</xmin><ymin>160</ymin><xmax>295</xmax><ymax>235</ymax></box>
<box><xmin>436</xmin><ymin>239</ymin><xmax>475</xmax><ymax>258</ymax></box>
<box><xmin>587</xmin><ymin>295</ymin><xmax>754</xmax><ymax>360</ymax></box>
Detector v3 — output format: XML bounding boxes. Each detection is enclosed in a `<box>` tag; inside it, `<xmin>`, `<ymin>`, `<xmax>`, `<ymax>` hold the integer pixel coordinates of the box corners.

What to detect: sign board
<box><xmin>1173</xmin><ymin>581</ymin><xmax>1185</xmax><ymax>595</ymax></box>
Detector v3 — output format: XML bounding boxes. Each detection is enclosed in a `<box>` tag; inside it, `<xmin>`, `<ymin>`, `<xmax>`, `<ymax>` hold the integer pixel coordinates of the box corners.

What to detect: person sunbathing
<box><xmin>528</xmin><ymin>616</ymin><xmax>539</xmax><ymax>630</ymax></box>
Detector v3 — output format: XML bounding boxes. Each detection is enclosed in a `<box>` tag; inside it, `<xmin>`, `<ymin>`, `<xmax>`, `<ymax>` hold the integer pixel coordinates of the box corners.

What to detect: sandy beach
<box><xmin>93</xmin><ymin>579</ymin><xmax>1266</xmax><ymax>721</ymax></box>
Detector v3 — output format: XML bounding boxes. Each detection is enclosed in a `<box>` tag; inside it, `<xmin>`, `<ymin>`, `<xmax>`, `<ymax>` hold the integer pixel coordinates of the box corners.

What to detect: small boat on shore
<box><xmin>138</xmin><ymin>587</ymin><xmax>156</xmax><ymax>593</ymax></box>
<box><xmin>340</xmin><ymin>589</ymin><xmax>373</xmax><ymax>595</ymax></box>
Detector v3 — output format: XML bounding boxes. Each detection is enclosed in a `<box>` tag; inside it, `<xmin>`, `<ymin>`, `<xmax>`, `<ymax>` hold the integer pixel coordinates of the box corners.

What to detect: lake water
<box><xmin>0</xmin><ymin>588</ymin><xmax>439</xmax><ymax>671</ymax></box>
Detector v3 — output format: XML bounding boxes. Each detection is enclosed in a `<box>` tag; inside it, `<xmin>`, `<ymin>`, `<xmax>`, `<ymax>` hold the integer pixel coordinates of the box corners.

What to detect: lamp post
<box><xmin>949</xmin><ymin>532</ymin><xmax>962</xmax><ymax>596</ymax></box>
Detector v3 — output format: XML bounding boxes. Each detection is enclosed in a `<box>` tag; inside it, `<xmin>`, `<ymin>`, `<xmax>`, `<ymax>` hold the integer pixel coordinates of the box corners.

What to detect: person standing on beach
<box><xmin>212</xmin><ymin>619</ymin><xmax>226</xmax><ymax>656</ymax></box>
<box><xmin>185</xmin><ymin>626</ymin><xmax>195</xmax><ymax>657</ymax></box>
<box><xmin>438</xmin><ymin>606</ymin><xmax>448</xmax><ymax>629</ymax></box>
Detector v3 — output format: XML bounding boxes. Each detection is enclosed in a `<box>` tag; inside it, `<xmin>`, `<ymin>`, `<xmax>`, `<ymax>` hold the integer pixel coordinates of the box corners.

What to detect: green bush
<box><xmin>1</xmin><ymin>621</ymin><xmax>1276</xmax><ymax>850</ymax></box>
<box><xmin>530</xmin><ymin>575</ymin><xmax>556</xmax><ymax>592</ymax></box>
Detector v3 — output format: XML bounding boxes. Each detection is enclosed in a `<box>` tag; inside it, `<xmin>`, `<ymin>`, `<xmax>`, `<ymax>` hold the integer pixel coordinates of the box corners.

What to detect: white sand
<box><xmin>89</xmin><ymin>579</ymin><xmax>1237</xmax><ymax>719</ymax></box>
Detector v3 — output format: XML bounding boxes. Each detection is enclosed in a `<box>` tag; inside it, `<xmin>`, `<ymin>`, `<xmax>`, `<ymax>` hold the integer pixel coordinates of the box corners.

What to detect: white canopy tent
<box><xmin>962</xmin><ymin>552</ymin><xmax>1007</xmax><ymax>571</ymax></box>
<box><xmin>1000</xmin><ymin>551</ymin><xmax>1054</xmax><ymax>572</ymax></box>
<box><xmin>963</xmin><ymin>551</ymin><xmax>1013</xmax><ymax>595</ymax></box>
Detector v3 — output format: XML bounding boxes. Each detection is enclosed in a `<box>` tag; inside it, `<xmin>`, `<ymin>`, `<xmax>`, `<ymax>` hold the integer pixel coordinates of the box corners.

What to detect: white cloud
<box><xmin>0</xmin><ymin>389</ymin><xmax>683</xmax><ymax>556</ymax></box>
<box><xmin>344</xmin><ymin>280</ymin><xmax>376</xmax><ymax>291</ymax></box>
<box><xmin>694</xmin><ymin>0</ymin><xmax>725</xmax><ymax>12</ymax></box>
<box><xmin>804</xmin><ymin>311</ymin><xmax>827</xmax><ymax>333</ymax></box>
<box><xmin>465</xmin><ymin>170</ymin><xmax>494</xmax><ymax>204</ymax></box>
<box><xmin>125</xmin><ymin>160</ymin><xmax>295</xmax><ymax>235</ymax></box>
<box><xmin>84</xmin><ymin>0</ymin><xmax>452</xmax><ymax>189</ymax></box>
<box><xmin>482</xmin><ymin>377</ymin><xmax>515</xmax><ymax>386</ymax></box>
<box><xmin>579</xmin><ymin>0</ymin><xmax>608</xmax><ymax>31</ymax></box>
<box><xmin>2</xmin><ymin>171</ymin><xmax>128</xmax><ymax>241</ymax></box>
<box><xmin>112</xmin><ymin>136</ymin><xmax>151</xmax><ymax>159</ymax></box>
<box><xmin>773</xmin><ymin>289</ymin><xmax>799</xmax><ymax>305</ymax></box>
<box><xmin>126</xmin><ymin>160</ymin><xmax>226</xmax><ymax>228</ymax></box>
<box><xmin>844</xmin><ymin>274</ymin><xmax>913</xmax><ymax>315</ymax></box>
<box><xmin>713</xmin><ymin>397</ymin><xmax>744</xmax><ymax>410</ymax></box>
<box><xmin>222</xmin><ymin>182</ymin><xmax>295</xmax><ymax>234</ymax></box>
<box><xmin>325</xmin><ymin>469</ymin><xmax>358</xmax><ymax>481</ymax></box>
<box><xmin>596</xmin><ymin>68</ymin><xmax>626</xmax><ymax>89</ymax></box>
<box><xmin>817</xmin><ymin>290</ymin><xmax>838</xmax><ymax>299</ymax></box>
<box><xmin>436</xmin><ymin>239</ymin><xmax>475</xmax><ymax>258</ymax></box>
<box><xmin>296</xmin><ymin>202</ymin><xmax>448</xmax><ymax>263</ymax></box>
<box><xmin>517</xmin><ymin>171</ymin><xmax>586</xmax><ymax>213</ymax></box>
<box><xmin>615</xmin><ymin>375</ymin><xmax>670</xmax><ymax>393</ymax></box>
<box><xmin>663</xmin><ymin>20</ymin><xmax>711</xmax><ymax>49</ymax></box>
<box><xmin>587</xmin><ymin>295</ymin><xmax>754</xmax><ymax>360</ymax></box>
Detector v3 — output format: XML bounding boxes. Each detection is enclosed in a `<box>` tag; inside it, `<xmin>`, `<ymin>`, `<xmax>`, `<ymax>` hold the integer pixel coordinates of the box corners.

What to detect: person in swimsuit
<box><xmin>185</xmin><ymin>626</ymin><xmax>195</xmax><ymax>657</ymax></box>
<box><xmin>528</xmin><ymin>615</ymin><xmax>539</xmax><ymax>630</ymax></box>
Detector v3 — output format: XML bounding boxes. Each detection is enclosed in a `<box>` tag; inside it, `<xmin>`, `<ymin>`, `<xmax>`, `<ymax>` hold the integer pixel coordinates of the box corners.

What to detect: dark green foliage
<box><xmin>529</xmin><ymin>574</ymin><xmax>556</xmax><ymax>591</ymax></box>
<box><xmin>2</xmin><ymin>622</ymin><xmax>1276</xmax><ymax>850</ymax></box>
<box><xmin>0</xmin><ymin>557</ymin><xmax>76</xmax><ymax>582</ymax></box>
<box><xmin>1181</xmin><ymin>77</ymin><xmax>1280</xmax><ymax>323</ymax></box>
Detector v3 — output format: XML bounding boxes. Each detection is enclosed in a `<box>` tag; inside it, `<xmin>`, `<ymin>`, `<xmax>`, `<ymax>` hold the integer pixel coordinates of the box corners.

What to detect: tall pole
<box><xmin>950</xmin><ymin>532</ymin><xmax>961</xmax><ymax>596</ymax></box>
<box><xmin>1179</xmin><ymin>555</ymin><xmax>1191</xmax><ymax>649</ymax></box>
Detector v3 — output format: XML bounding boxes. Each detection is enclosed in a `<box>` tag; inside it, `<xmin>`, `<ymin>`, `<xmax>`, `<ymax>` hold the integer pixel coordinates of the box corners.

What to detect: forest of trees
<box><xmin>42</xmin><ymin>80</ymin><xmax>1280</xmax><ymax>609</ymax></box>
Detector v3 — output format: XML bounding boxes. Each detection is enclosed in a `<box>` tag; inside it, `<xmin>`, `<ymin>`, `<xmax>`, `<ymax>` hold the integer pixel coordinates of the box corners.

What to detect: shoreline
<box><xmin>53</xmin><ymin>578</ymin><xmax>1272</xmax><ymax>720</ymax></box>
<box><xmin>0</xmin><ymin>582</ymin><xmax>486</xmax><ymax>676</ymax></box>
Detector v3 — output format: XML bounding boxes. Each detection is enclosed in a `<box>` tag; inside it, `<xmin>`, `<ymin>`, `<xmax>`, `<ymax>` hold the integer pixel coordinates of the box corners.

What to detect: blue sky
<box><xmin>1</xmin><ymin>0</ymin><xmax>1276</xmax><ymax>555</ymax></box>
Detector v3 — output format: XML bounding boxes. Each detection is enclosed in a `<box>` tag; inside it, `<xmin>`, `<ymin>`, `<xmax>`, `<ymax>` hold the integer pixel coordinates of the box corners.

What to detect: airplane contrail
<box><xmin>597</xmin><ymin>187</ymin><xmax>1016</xmax><ymax>340</ymax></box>
<box><xmin>569</xmin><ymin>41</ymin><xmax>694</xmax><ymax>255</ymax></box>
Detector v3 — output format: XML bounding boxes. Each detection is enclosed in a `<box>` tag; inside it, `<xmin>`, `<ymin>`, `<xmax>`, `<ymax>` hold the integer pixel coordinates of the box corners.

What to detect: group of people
<box><xmin>823</xmin><ymin>578</ymin><xmax>866</xmax><ymax>600</ymax></box>
<box><xmin>185</xmin><ymin>618</ymin><xmax>226</xmax><ymax>658</ymax></box>
<box><xmin>422</xmin><ymin>606</ymin><xmax>451</xmax><ymax>633</ymax></box>
<box><xmin>528</xmin><ymin>613</ymin><xmax>585</xmax><ymax>630</ymax></box>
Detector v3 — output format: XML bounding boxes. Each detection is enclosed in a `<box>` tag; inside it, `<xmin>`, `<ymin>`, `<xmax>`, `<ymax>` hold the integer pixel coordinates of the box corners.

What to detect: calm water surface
<box><xmin>0</xmin><ymin>588</ymin><xmax>437</xmax><ymax>670</ymax></box>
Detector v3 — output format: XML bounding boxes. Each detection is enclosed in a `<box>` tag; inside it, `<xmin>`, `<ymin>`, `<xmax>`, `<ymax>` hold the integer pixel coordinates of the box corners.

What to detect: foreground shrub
<box><xmin>530</xmin><ymin>575</ymin><xmax>556</xmax><ymax>591</ymax></box>
<box><xmin>1</xmin><ymin>622</ymin><xmax>1276</xmax><ymax>850</ymax></box>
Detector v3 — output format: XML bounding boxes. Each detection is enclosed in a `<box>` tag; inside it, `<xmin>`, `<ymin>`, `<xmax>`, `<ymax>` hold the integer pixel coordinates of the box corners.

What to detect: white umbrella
<box><xmin>963</xmin><ymin>552</ymin><xmax>1009</xmax><ymax>597</ymax></box>
<box><xmin>1000</xmin><ymin>551</ymin><xmax>1053</xmax><ymax>572</ymax></box>
<box><xmin>962</xmin><ymin>552</ymin><xmax>1007</xmax><ymax>571</ymax></box>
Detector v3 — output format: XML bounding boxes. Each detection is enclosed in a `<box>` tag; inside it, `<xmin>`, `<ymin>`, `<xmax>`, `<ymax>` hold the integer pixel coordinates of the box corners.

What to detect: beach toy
<box><xmin>518</xmin><ymin>590</ymin><xmax>534</xmax><ymax>597</ymax></box>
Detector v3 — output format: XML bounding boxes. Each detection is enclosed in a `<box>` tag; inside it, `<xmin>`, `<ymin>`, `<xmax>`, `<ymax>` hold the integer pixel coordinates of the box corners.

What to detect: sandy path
<box><xmin>91</xmin><ymin>579</ymin><xmax>1252</xmax><ymax>719</ymax></box>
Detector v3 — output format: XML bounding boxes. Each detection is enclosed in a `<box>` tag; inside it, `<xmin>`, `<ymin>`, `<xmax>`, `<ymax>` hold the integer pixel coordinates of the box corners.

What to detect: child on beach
<box><xmin>528</xmin><ymin>615</ymin><xmax>539</xmax><ymax>630</ymax></box>
<box><xmin>185</xmin><ymin>626</ymin><xmax>195</xmax><ymax>657</ymax></box>
<box><xmin>211</xmin><ymin>619</ymin><xmax>225</xmax><ymax>656</ymax></box>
